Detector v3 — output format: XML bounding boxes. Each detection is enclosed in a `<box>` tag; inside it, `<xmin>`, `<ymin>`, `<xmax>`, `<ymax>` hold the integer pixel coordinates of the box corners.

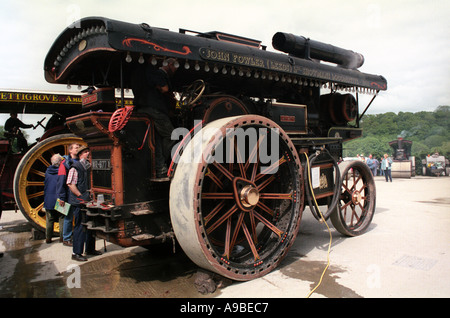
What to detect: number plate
<box><xmin>92</xmin><ymin>159</ymin><xmax>111</xmax><ymax>170</ymax></box>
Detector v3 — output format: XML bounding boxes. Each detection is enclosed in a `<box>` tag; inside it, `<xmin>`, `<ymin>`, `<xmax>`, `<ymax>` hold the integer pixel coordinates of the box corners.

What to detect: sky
<box><xmin>0</xmin><ymin>0</ymin><xmax>449</xmax><ymax>126</ymax></box>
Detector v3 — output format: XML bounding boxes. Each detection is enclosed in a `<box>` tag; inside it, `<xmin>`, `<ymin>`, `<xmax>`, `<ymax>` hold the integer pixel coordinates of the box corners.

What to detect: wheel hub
<box><xmin>233</xmin><ymin>177</ymin><xmax>260</xmax><ymax>211</ymax></box>
<box><xmin>352</xmin><ymin>190</ymin><xmax>362</xmax><ymax>205</ymax></box>
<box><xmin>240</xmin><ymin>185</ymin><xmax>260</xmax><ymax>208</ymax></box>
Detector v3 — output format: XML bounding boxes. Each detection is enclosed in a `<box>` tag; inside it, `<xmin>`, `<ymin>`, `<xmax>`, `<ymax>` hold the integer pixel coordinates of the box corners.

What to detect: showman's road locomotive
<box><xmin>16</xmin><ymin>17</ymin><xmax>387</xmax><ymax>280</ymax></box>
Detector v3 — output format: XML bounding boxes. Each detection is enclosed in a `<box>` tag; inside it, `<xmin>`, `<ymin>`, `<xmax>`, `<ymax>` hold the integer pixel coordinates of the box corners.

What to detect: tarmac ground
<box><xmin>0</xmin><ymin>176</ymin><xmax>449</xmax><ymax>299</ymax></box>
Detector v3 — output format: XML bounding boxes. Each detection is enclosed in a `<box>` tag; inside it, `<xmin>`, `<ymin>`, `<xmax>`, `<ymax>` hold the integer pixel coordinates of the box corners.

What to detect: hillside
<box><xmin>343</xmin><ymin>106</ymin><xmax>450</xmax><ymax>160</ymax></box>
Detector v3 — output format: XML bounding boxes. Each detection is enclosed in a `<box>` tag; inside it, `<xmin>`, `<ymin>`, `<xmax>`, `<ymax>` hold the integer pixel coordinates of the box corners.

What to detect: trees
<box><xmin>343</xmin><ymin>106</ymin><xmax>450</xmax><ymax>159</ymax></box>
<box><xmin>343</xmin><ymin>135</ymin><xmax>391</xmax><ymax>158</ymax></box>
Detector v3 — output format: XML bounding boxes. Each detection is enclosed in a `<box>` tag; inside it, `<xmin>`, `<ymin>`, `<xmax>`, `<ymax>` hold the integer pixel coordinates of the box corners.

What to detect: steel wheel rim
<box><xmin>170</xmin><ymin>115</ymin><xmax>303</xmax><ymax>280</ymax></box>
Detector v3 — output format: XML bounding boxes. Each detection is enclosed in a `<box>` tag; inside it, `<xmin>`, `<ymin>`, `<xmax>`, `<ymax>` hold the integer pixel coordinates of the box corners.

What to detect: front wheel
<box><xmin>330</xmin><ymin>160</ymin><xmax>376</xmax><ymax>236</ymax></box>
<box><xmin>169</xmin><ymin>115</ymin><xmax>304</xmax><ymax>281</ymax></box>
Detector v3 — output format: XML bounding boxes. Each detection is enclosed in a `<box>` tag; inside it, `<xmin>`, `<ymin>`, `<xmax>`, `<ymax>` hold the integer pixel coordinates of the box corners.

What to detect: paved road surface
<box><xmin>1</xmin><ymin>176</ymin><xmax>449</xmax><ymax>299</ymax></box>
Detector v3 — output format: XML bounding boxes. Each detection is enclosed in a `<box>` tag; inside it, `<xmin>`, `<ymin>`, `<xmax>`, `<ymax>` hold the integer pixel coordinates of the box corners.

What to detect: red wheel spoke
<box><xmin>257</xmin><ymin>175</ymin><xmax>276</xmax><ymax>192</ymax></box>
<box><xmin>248</xmin><ymin>210</ymin><xmax>258</xmax><ymax>244</ymax></box>
<box><xmin>213</xmin><ymin>161</ymin><xmax>234</xmax><ymax>181</ymax></box>
<box><xmin>241</xmin><ymin>222</ymin><xmax>260</xmax><ymax>260</ymax></box>
<box><xmin>253</xmin><ymin>210</ymin><xmax>283</xmax><ymax>238</ymax></box>
<box><xmin>341</xmin><ymin>200</ymin><xmax>352</xmax><ymax>210</ymax></box>
<box><xmin>223</xmin><ymin>218</ymin><xmax>232</xmax><ymax>258</ymax></box>
<box><xmin>225</xmin><ymin>212</ymin><xmax>245</xmax><ymax>258</ymax></box>
<box><xmin>256</xmin><ymin>201</ymin><xmax>274</xmax><ymax>216</ymax></box>
<box><xmin>244</xmin><ymin>133</ymin><xmax>265</xmax><ymax>173</ymax></box>
<box><xmin>342</xmin><ymin>183</ymin><xmax>352</xmax><ymax>194</ymax></box>
<box><xmin>227</xmin><ymin>138</ymin><xmax>234</xmax><ymax>173</ymax></box>
<box><xmin>250</xmin><ymin>161</ymin><xmax>259</xmax><ymax>182</ymax></box>
<box><xmin>349</xmin><ymin>204</ymin><xmax>362</xmax><ymax>226</ymax></box>
<box><xmin>255</xmin><ymin>155</ymin><xmax>286</xmax><ymax>181</ymax></box>
<box><xmin>204</xmin><ymin>200</ymin><xmax>226</xmax><ymax>226</ymax></box>
<box><xmin>354</xmin><ymin>174</ymin><xmax>362</xmax><ymax>185</ymax></box>
<box><xmin>234</xmin><ymin>139</ymin><xmax>246</xmax><ymax>179</ymax></box>
<box><xmin>351</xmin><ymin>206</ymin><xmax>359</xmax><ymax>226</ymax></box>
<box><xmin>357</xmin><ymin>203</ymin><xmax>365</xmax><ymax>217</ymax></box>
<box><xmin>206</xmin><ymin>168</ymin><xmax>224</xmax><ymax>189</ymax></box>
<box><xmin>201</xmin><ymin>192</ymin><xmax>233</xmax><ymax>200</ymax></box>
<box><xmin>358</xmin><ymin>183</ymin><xmax>367</xmax><ymax>193</ymax></box>
<box><xmin>343</xmin><ymin>205</ymin><xmax>348</xmax><ymax>220</ymax></box>
<box><xmin>344</xmin><ymin>173</ymin><xmax>349</xmax><ymax>185</ymax></box>
<box><xmin>349</xmin><ymin>206</ymin><xmax>354</xmax><ymax>226</ymax></box>
<box><xmin>259</xmin><ymin>191</ymin><xmax>292</xmax><ymax>200</ymax></box>
<box><xmin>206</xmin><ymin>204</ymin><xmax>238</xmax><ymax>235</ymax></box>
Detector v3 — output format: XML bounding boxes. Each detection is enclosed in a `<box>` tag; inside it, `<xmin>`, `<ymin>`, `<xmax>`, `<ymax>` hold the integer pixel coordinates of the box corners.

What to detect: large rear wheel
<box><xmin>170</xmin><ymin>115</ymin><xmax>304</xmax><ymax>280</ymax></box>
<box><xmin>13</xmin><ymin>134</ymin><xmax>86</xmax><ymax>233</ymax></box>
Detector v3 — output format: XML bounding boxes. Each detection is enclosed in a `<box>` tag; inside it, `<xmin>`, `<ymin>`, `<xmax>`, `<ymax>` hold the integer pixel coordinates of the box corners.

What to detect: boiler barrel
<box><xmin>272</xmin><ymin>32</ymin><xmax>364</xmax><ymax>69</ymax></box>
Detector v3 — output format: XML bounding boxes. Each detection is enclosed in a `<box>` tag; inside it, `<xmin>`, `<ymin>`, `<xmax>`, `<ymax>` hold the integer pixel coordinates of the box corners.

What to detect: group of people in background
<box><xmin>43</xmin><ymin>142</ymin><xmax>101</xmax><ymax>262</ymax></box>
<box><xmin>356</xmin><ymin>153</ymin><xmax>393</xmax><ymax>182</ymax></box>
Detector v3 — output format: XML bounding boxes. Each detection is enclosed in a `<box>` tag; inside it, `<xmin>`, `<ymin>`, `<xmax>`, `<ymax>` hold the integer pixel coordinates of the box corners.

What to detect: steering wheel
<box><xmin>179</xmin><ymin>79</ymin><xmax>206</xmax><ymax>108</ymax></box>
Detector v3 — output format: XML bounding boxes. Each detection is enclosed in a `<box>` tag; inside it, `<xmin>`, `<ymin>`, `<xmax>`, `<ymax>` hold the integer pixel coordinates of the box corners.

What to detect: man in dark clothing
<box><xmin>56</xmin><ymin>142</ymin><xmax>80</xmax><ymax>246</ymax></box>
<box><xmin>131</xmin><ymin>58</ymin><xmax>178</xmax><ymax>178</ymax></box>
<box><xmin>4</xmin><ymin>112</ymin><xmax>33</xmax><ymax>153</ymax></box>
<box><xmin>66</xmin><ymin>145</ymin><xmax>101</xmax><ymax>261</ymax></box>
<box><xmin>44</xmin><ymin>154</ymin><xmax>65</xmax><ymax>243</ymax></box>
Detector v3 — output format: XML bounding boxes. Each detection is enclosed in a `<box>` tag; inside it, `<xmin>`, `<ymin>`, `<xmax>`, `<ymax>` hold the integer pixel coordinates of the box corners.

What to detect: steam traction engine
<box><xmin>37</xmin><ymin>17</ymin><xmax>387</xmax><ymax>280</ymax></box>
<box><xmin>389</xmin><ymin>137</ymin><xmax>415</xmax><ymax>178</ymax></box>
